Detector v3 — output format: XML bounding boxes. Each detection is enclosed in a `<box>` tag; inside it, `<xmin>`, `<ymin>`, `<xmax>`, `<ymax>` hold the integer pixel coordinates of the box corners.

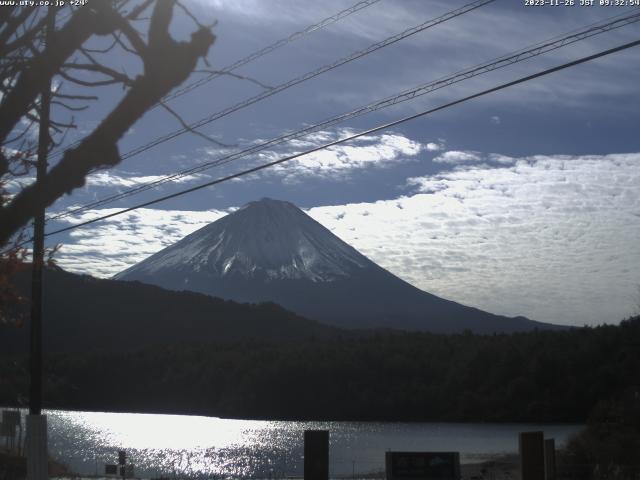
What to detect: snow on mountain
<box><xmin>115</xmin><ymin>198</ymin><xmax>558</xmax><ymax>333</ymax></box>
<box><xmin>115</xmin><ymin>198</ymin><xmax>369</xmax><ymax>283</ymax></box>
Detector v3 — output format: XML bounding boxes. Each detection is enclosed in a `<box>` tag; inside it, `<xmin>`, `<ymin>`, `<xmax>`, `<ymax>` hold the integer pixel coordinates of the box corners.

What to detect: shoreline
<box><xmin>0</xmin><ymin>404</ymin><xmax>586</xmax><ymax>425</ymax></box>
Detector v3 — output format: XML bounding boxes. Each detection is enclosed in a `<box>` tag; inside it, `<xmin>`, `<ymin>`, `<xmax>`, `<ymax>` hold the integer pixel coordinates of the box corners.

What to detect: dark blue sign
<box><xmin>385</xmin><ymin>452</ymin><xmax>461</xmax><ymax>480</ymax></box>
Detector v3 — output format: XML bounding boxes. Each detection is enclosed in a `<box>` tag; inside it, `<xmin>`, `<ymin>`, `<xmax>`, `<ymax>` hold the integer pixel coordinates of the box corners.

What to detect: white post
<box><xmin>26</xmin><ymin>414</ymin><xmax>48</xmax><ymax>480</ymax></box>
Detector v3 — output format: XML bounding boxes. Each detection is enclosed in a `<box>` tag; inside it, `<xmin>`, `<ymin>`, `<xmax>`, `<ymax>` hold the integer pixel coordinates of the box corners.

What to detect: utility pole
<box><xmin>27</xmin><ymin>7</ymin><xmax>55</xmax><ymax>480</ymax></box>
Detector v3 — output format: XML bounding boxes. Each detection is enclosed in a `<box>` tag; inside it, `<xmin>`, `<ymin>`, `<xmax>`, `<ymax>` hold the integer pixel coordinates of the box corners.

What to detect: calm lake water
<box><xmin>33</xmin><ymin>409</ymin><xmax>581</xmax><ymax>478</ymax></box>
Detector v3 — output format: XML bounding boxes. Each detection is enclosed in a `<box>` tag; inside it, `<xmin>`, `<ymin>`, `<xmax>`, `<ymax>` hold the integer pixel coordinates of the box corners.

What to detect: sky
<box><xmin>12</xmin><ymin>0</ymin><xmax>640</xmax><ymax>327</ymax></box>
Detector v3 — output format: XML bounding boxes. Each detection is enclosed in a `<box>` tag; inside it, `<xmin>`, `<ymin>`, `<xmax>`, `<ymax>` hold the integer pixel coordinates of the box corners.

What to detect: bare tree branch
<box><xmin>126</xmin><ymin>0</ymin><xmax>155</xmax><ymax>21</ymax></box>
<box><xmin>0</xmin><ymin>0</ymin><xmax>216</xmax><ymax>246</ymax></box>
<box><xmin>110</xmin><ymin>30</ymin><xmax>140</xmax><ymax>56</ymax></box>
<box><xmin>176</xmin><ymin>0</ymin><xmax>207</xmax><ymax>29</ymax></box>
<box><xmin>0</xmin><ymin>2</ymin><xmax>120</xmax><ymax>145</ymax></box>
<box><xmin>52</xmin><ymin>92</ymin><xmax>99</xmax><ymax>101</ymax></box>
<box><xmin>0</xmin><ymin>8</ymin><xmax>35</xmax><ymax>54</ymax></box>
<box><xmin>0</xmin><ymin>11</ymin><xmax>48</xmax><ymax>58</ymax></box>
<box><xmin>58</xmin><ymin>69</ymin><xmax>128</xmax><ymax>88</ymax></box>
<box><xmin>116</xmin><ymin>15</ymin><xmax>148</xmax><ymax>56</ymax></box>
<box><xmin>159</xmin><ymin>101</ymin><xmax>233</xmax><ymax>148</ymax></box>
<box><xmin>194</xmin><ymin>68</ymin><xmax>273</xmax><ymax>90</ymax></box>
<box><xmin>61</xmin><ymin>63</ymin><xmax>135</xmax><ymax>86</ymax></box>
<box><xmin>51</xmin><ymin>100</ymin><xmax>89</xmax><ymax>112</ymax></box>
<box><xmin>49</xmin><ymin>118</ymin><xmax>77</xmax><ymax>130</ymax></box>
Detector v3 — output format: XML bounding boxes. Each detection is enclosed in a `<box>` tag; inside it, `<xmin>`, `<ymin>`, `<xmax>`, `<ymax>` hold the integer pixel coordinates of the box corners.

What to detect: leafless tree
<box><xmin>0</xmin><ymin>0</ymin><xmax>215</xmax><ymax>321</ymax></box>
<box><xmin>0</xmin><ymin>0</ymin><xmax>216</xmax><ymax>247</ymax></box>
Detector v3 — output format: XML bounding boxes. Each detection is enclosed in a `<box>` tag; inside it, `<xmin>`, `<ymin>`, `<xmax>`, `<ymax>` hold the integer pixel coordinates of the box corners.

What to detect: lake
<box><xmin>32</xmin><ymin>409</ymin><xmax>581</xmax><ymax>478</ymax></box>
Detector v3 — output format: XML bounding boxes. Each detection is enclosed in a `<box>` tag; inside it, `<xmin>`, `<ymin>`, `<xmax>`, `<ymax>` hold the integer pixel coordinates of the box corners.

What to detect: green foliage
<box><xmin>563</xmin><ymin>388</ymin><xmax>640</xmax><ymax>474</ymax></box>
<box><xmin>2</xmin><ymin>316</ymin><xmax>639</xmax><ymax>422</ymax></box>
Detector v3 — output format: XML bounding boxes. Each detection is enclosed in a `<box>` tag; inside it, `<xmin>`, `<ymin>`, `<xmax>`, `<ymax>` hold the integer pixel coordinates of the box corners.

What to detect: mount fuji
<box><xmin>115</xmin><ymin>198</ymin><xmax>555</xmax><ymax>333</ymax></box>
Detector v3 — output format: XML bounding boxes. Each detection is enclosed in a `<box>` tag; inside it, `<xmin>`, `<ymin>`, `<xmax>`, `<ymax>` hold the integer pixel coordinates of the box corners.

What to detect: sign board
<box><xmin>105</xmin><ymin>464</ymin><xmax>118</xmax><ymax>475</ymax></box>
<box><xmin>119</xmin><ymin>450</ymin><xmax>127</xmax><ymax>465</ymax></box>
<box><xmin>385</xmin><ymin>452</ymin><xmax>461</xmax><ymax>480</ymax></box>
<box><xmin>1</xmin><ymin>410</ymin><xmax>20</xmax><ymax>428</ymax></box>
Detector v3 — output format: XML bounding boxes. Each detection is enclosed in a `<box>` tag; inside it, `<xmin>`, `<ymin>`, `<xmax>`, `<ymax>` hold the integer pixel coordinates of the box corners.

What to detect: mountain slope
<box><xmin>116</xmin><ymin>198</ymin><xmax>369</xmax><ymax>282</ymax></box>
<box><xmin>0</xmin><ymin>266</ymin><xmax>338</xmax><ymax>355</ymax></box>
<box><xmin>116</xmin><ymin>198</ymin><xmax>558</xmax><ymax>333</ymax></box>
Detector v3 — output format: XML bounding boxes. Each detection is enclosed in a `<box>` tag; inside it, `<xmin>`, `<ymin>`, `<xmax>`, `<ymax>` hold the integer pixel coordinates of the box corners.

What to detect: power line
<box><xmin>42</xmin><ymin>37</ymin><xmax>640</xmax><ymax>239</ymax></box>
<box><xmin>111</xmin><ymin>0</ymin><xmax>496</xmax><ymax>160</ymax></box>
<box><xmin>29</xmin><ymin>4</ymin><xmax>55</xmax><ymax>423</ymax></box>
<box><xmin>48</xmin><ymin>9</ymin><xmax>640</xmax><ymax>221</ymax></box>
<box><xmin>45</xmin><ymin>0</ymin><xmax>497</xmax><ymax>220</ymax></box>
<box><xmin>163</xmin><ymin>0</ymin><xmax>384</xmax><ymax>103</ymax></box>
<box><xmin>47</xmin><ymin>0</ymin><xmax>384</xmax><ymax>160</ymax></box>
<box><xmin>47</xmin><ymin>0</ymin><xmax>502</xmax><ymax>222</ymax></box>
<box><xmin>49</xmin><ymin>8</ymin><xmax>639</xmax><ymax>220</ymax></box>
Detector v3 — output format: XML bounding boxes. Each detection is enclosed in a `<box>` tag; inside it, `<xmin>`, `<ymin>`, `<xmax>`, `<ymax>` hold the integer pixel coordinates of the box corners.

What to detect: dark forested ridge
<box><xmin>0</xmin><ymin>266</ymin><xmax>339</xmax><ymax>354</ymax></box>
<box><xmin>0</xmin><ymin>265</ymin><xmax>558</xmax><ymax>358</ymax></box>
<box><xmin>2</xmin><ymin>316</ymin><xmax>639</xmax><ymax>422</ymax></box>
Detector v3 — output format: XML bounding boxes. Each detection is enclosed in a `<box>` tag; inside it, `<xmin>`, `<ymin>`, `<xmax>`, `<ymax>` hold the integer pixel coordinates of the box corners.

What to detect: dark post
<box><xmin>519</xmin><ymin>431</ymin><xmax>545</xmax><ymax>480</ymax></box>
<box><xmin>544</xmin><ymin>438</ymin><xmax>556</xmax><ymax>480</ymax></box>
<box><xmin>119</xmin><ymin>450</ymin><xmax>127</xmax><ymax>480</ymax></box>
<box><xmin>29</xmin><ymin>5</ymin><xmax>54</xmax><ymax>419</ymax></box>
<box><xmin>304</xmin><ymin>430</ymin><xmax>329</xmax><ymax>480</ymax></box>
<box><xmin>27</xmin><ymin>10</ymin><xmax>54</xmax><ymax>480</ymax></box>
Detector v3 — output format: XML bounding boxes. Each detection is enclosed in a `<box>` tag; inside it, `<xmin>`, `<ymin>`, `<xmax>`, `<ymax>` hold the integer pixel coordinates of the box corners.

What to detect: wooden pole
<box><xmin>27</xmin><ymin>8</ymin><xmax>54</xmax><ymax>480</ymax></box>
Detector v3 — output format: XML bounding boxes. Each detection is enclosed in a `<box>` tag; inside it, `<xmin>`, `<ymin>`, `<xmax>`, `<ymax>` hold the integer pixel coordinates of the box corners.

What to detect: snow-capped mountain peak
<box><xmin>115</xmin><ymin>198</ymin><xmax>370</xmax><ymax>283</ymax></box>
<box><xmin>115</xmin><ymin>198</ymin><xmax>553</xmax><ymax>333</ymax></box>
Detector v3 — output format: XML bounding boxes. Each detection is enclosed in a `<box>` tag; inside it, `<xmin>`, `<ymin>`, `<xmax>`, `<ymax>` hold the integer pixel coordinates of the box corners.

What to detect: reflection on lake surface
<box><xmin>44</xmin><ymin>409</ymin><xmax>582</xmax><ymax>478</ymax></box>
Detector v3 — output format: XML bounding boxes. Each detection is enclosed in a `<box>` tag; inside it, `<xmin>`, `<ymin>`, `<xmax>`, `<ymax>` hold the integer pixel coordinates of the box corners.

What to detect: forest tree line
<box><xmin>1</xmin><ymin>316</ymin><xmax>639</xmax><ymax>422</ymax></box>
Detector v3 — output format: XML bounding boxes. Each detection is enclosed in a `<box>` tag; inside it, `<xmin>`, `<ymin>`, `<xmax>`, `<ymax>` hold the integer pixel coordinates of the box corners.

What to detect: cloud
<box><xmin>432</xmin><ymin>150</ymin><xmax>517</xmax><ymax>166</ymax></box>
<box><xmin>308</xmin><ymin>153</ymin><xmax>640</xmax><ymax>327</ymax></box>
<box><xmin>210</xmin><ymin>129</ymin><xmax>428</xmax><ymax>182</ymax></box>
<box><xmin>53</xmin><ymin>152</ymin><xmax>640</xmax><ymax>327</ymax></box>
<box><xmin>487</xmin><ymin>153</ymin><xmax>517</xmax><ymax>165</ymax></box>
<box><xmin>425</xmin><ymin>142</ymin><xmax>443</xmax><ymax>152</ymax></box>
<box><xmin>195</xmin><ymin>0</ymin><xmax>321</xmax><ymax>25</ymax></box>
<box><xmin>433</xmin><ymin>150</ymin><xmax>482</xmax><ymax>164</ymax></box>
<box><xmin>54</xmin><ymin>208</ymin><xmax>228</xmax><ymax>278</ymax></box>
<box><xmin>4</xmin><ymin>175</ymin><xmax>35</xmax><ymax>193</ymax></box>
<box><xmin>7</xmin><ymin>168</ymin><xmax>207</xmax><ymax>200</ymax></box>
<box><xmin>279</xmin><ymin>132</ymin><xmax>422</xmax><ymax>177</ymax></box>
<box><xmin>85</xmin><ymin>171</ymin><xmax>208</xmax><ymax>189</ymax></box>
<box><xmin>185</xmin><ymin>0</ymin><xmax>640</xmax><ymax>133</ymax></box>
